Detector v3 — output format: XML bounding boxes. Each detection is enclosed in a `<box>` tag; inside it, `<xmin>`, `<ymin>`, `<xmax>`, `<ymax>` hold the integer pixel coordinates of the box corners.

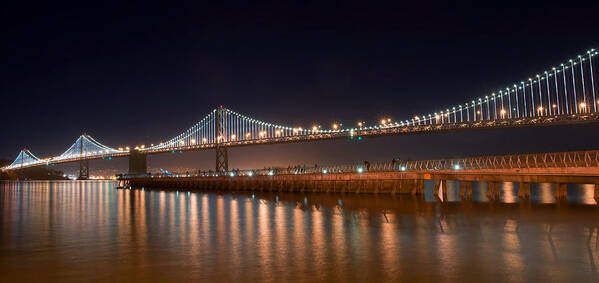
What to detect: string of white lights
<box><xmin>404</xmin><ymin>48</ymin><xmax>598</xmax><ymax>126</ymax></box>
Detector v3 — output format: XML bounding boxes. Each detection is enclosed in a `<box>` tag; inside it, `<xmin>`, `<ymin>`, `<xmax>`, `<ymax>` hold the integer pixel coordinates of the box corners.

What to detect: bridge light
<box><xmin>500</xmin><ymin>109</ymin><xmax>506</xmax><ymax>117</ymax></box>
<box><xmin>312</xmin><ymin>126</ymin><xmax>318</xmax><ymax>132</ymax></box>
<box><xmin>332</xmin><ymin>123</ymin><xmax>339</xmax><ymax>130</ymax></box>
<box><xmin>537</xmin><ymin>106</ymin><xmax>543</xmax><ymax>113</ymax></box>
<box><xmin>203</xmin><ymin>137</ymin><xmax>208</xmax><ymax>143</ymax></box>
<box><xmin>454</xmin><ymin>164</ymin><xmax>461</xmax><ymax>170</ymax></box>
<box><xmin>180</xmin><ymin>140</ymin><xmax>185</xmax><ymax>145</ymax></box>
<box><xmin>125</xmin><ymin>146</ymin><xmax>130</xmax><ymax>151</ymax></box>
<box><xmin>230</xmin><ymin>134</ymin><xmax>236</xmax><ymax>140</ymax></box>
<box><xmin>322</xmin><ymin>169</ymin><xmax>327</xmax><ymax>174</ymax></box>
<box><xmin>357</xmin><ymin>167</ymin><xmax>364</xmax><ymax>173</ymax></box>
<box><xmin>580</xmin><ymin>102</ymin><xmax>586</xmax><ymax>110</ymax></box>
<box><xmin>191</xmin><ymin>139</ymin><xmax>196</xmax><ymax>145</ymax></box>
<box><xmin>245</xmin><ymin>133</ymin><xmax>251</xmax><ymax>138</ymax></box>
<box><xmin>552</xmin><ymin>104</ymin><xmax>557</xmax><ymax>108</ymax></box>
<box><xmin>357</xmin><ymin>121</ymin><xmax>363</xmax><ymax>127</ymax></box>
<box><xmin>118</xmin><ymin>147</ymin><xmax>123</xmax><ymax>151</ymax></box>
<box><xmin>380</xmin><ymin>119</ymin><xmax>386</xmax><ymax>125</ymax></box>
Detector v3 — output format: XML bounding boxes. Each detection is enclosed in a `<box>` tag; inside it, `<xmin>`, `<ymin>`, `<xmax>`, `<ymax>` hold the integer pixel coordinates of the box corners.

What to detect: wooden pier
<box><xmin>122</xmin><ymin>168</ymin><xmax>599</xmax><ymax>199</ymax></box>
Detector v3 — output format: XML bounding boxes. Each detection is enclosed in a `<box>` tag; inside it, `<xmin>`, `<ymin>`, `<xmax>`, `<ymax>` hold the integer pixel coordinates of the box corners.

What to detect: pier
<box><xmin>121</xmin><ymin>150</ymin><xmax>599</xmax><ymax>200</ymax></box>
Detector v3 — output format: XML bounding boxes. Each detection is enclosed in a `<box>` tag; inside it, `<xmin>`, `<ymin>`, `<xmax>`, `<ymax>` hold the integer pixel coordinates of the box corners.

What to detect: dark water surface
<box><xmin>1</xmin><ymin>181</ymin><xmax>599</xmax><ymax>282</ymax></box>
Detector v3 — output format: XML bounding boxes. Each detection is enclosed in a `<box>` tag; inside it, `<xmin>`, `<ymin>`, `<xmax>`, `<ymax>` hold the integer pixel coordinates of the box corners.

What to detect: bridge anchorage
<box><xmin>1</xmin><ymin>48</ymin><xmax>598</xmax><ymax>177</ymax></box>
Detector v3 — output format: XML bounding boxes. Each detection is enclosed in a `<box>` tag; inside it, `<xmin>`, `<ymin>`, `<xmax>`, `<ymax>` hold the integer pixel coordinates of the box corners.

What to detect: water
<box><xmin>1</xmin><ymin>181</ymin><xmax>599</xmax><ymax>282</ymax></box>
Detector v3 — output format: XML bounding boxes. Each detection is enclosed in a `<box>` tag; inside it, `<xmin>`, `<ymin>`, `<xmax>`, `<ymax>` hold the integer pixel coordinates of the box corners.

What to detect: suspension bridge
<box><xmin>2</xmin><ymin>48</ymin><xmax>599</xmax><ymax>179</ymax></box>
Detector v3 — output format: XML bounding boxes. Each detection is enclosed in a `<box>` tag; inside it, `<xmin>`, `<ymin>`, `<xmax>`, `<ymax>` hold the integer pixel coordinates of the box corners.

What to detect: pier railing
<box><xmin>118</xmin><ymin>150</ymin><xmax>599</xmax><ymax>179</ymax></box>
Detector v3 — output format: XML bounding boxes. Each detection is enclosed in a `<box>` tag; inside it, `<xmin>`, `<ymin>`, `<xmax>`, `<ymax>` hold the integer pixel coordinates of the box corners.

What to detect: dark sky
<box><xmin>1</xmin><ymin>1</ymin><xmax>598</xmax><ymax>172</ymax></box>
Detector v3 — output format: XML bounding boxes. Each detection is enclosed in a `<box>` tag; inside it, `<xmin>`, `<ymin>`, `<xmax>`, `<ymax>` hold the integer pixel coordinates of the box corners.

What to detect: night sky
<box><xmin>2</xmin><ymin>1</ymin><xmax>598</xmax><ymax>173</ymax></box>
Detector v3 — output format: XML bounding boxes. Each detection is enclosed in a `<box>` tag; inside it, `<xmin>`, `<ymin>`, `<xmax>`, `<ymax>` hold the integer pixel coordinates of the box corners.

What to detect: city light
<box><xmin>332</xmin><ymin>123</ymin><xmax>339</xmax><ymax>130</ymax></box>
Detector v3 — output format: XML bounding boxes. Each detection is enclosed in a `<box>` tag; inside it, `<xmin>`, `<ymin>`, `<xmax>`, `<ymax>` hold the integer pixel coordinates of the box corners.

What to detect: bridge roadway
<box><xmin>4</xmin><ymin>111</ymin><xmax>599</xmax><ymax>174</ymax></box>
<box><xmin>120</xmin><ymin>149</ymin><xmax>599</xmax><ymax>200</ymax></box>
<box><xmin>5</xmin><ymin>47</ymin><xmax>599</xmax><ymax>175</ymax></box>
<box><xmin>141</xmin><ymin>112</ymin><xmax>599</xmax><ymax>154</ymax></box>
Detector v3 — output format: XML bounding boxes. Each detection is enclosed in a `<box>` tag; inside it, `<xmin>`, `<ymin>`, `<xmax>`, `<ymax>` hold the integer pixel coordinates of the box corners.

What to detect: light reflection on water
<box><xmin>425</xmin><ymin>180</ymin><xmax>597</xmax><ymax>205</ymax></box>
<box><xmin>1</xmin><ymin>180</ymin><xmax>599</xmax><ymax>282</ymax></box>
<box><xmin>530</xmin><ymin>183</ymin><xmax>556</xmax><ymax>204</ymax></box>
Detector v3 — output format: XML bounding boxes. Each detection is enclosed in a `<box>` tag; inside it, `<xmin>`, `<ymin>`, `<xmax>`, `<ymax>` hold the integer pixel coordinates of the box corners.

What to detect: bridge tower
<box><xmin>78</xmin><ymin>134</ymin><xmax>89</xmax><ymax>180</ymax></box>
<box><xmin>215</xmin><ymin>106</ymin><xmax>229</xmax><ymax>173</ymax></box>
<box><xmin>20</xmin><ymin>149</ymin><xmax>24</xmax><ymax>169</ymax></box>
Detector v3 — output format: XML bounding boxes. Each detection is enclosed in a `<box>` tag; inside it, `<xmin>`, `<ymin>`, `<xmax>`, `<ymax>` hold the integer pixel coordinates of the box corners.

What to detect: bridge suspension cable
<box><xmin>4</xmin><ymin>149</ymin><xmax>43</xmax><ymax>170</ymax></box>
<box><xmin>145</xmin><ymin>106</ymin><xmax>338</xmax><ymax>152</ymax></box>
<box><xmin>51</xmin><ymin>134</ymin><xmax>125</xmax><ymax>162</ymax></box>
<box><xmin>2</xmin><ymin>47</ymin><xmax>598</xmax><ymax>173</ymax></box>
<box><xmin>402</xmin><ymin>48</ymin><xmax>598</xmax><ymax>127</ymax></box>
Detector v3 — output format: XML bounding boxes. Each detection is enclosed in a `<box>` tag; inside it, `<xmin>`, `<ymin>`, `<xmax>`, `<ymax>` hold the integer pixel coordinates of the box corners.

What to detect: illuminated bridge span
<box><xmin>2</xmin><ymin>48</ymin><xmax>599</xmax><ymax>178</ymax></box>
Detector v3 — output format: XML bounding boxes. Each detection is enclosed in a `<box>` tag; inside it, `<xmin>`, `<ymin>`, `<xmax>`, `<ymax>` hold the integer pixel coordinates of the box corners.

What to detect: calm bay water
<box><xmin>1</xmin><ymin>180</ymin><xmax>599</xmax><ymax>282</ymax></box>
